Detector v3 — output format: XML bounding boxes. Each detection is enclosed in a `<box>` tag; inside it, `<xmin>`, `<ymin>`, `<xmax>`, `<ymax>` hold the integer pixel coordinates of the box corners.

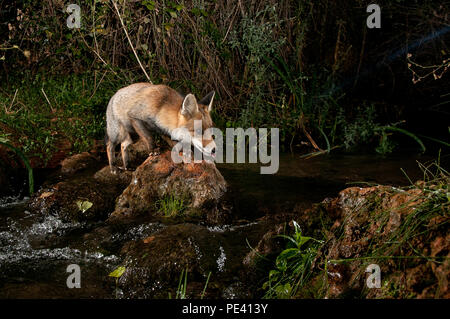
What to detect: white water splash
<box><xmin>207</xmin><ymin>221</ymin><xmax>259</xmax><ymax>233</ymax></box>
<box><xmin>0</xmin><ymin>196</ymin><xmax>29</xmax><ymax>208</ymax></box>
<box><xmin>217</xmin><ymin>246</ymin><xmax>226</xmax><ymax>272</ymax></box>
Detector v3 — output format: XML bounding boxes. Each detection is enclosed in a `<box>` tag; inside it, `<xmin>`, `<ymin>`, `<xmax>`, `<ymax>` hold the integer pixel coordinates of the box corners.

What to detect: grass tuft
<box><xmin>155</xmin><ymin>194</ymin><xmax>186</xmax><ymax>218</ymax></box>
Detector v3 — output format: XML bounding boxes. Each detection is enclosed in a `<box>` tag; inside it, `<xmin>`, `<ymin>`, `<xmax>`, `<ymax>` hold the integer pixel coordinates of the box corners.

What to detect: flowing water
<box><xmin>0</xmin><ymin>152</ymin><xmax>437</xmax><ymax>298</ymax></box>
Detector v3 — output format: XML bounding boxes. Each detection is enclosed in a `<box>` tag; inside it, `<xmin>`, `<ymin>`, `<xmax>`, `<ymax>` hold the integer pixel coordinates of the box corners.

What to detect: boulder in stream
<box><xmin>60</xmin><ymin>152</ymin><xmax>100</xmax><ymax>175</ymax></box>
<box><xmin>247</xmin><ymin>183</ymin><xmax>449</xmax><ymax>299</ymax></box>
<box><xmin>109</xmin><ymin>151</ymin><xmax>230</xmax><ymax>224</ymax></box>
<box><xmin>29</xmin><ymin>151</ymin><xmax>133</xmax><ymax>222</ymax></box>
<box><xmin>117</xmin><ymin>223</ymin><xmax>226</xmax><ymax>298</ymax></box>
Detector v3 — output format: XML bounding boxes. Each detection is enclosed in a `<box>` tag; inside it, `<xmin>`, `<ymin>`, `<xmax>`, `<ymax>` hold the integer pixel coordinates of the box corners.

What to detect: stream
<box><xmin>0</xmin><ymin>152</ymin><xmax>435</xmax><ymax>298</ymax></box>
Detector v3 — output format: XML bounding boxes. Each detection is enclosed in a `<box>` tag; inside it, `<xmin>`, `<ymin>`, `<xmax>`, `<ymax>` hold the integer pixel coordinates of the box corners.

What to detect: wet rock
<box><xmin>0</xmin><ymin>167</ymin><xmax>10</xmax><ymax>196</ymax></box>
<box><xmin>60</xmin><ymin>152</ymin><xmax>100</xmax><ymax>175</ymax></box>
<box><xmin>81</xmin><ymin>219</ymin><xmax>165</xmax><ymax>254</ymax></box>
<box><xmin>243</xmin><ymin>224</ymin><xmax>285</xmax><ymax>269</ymax></box>
<box><xmin>317</xmin><ymin>185</ymin><xmax>448</xmax><ymax>298</ymax></box>
<box><xmin>221</xmin><ymin>282</ymin><xmax>252</xmax><ymax>299</ymax></box>
<box><xmin>28</xmin><ymin>144</ymin><xmax>141</xmax><ymax>222</ymax></box>
<box><xmin>94</xmin><ymin>166</ymin><xmax>133</xmax><ymax>189</ymax></box>
<box><xmin>248</xmin><ymin>182</ymin><xmax>449</xmax><ymax>299</ymax></box>
<box><xmin>29</xmin><ymin>168</ymin><xmax>132</xmax><ymax>223</ymax></box>
<box><xmin>117</xmin><ymin>223</ymin><xmax>227</xmax><ymax>298</ymax></box>
<box><xmin>109</xmin><ymin>151</ymin><xmax>230</xmax><ymax>224</ymax></box>
<box><xmin>30</xmin><ymin>179</ymin><xmax>116</xmax><ymax>222</ymax></box>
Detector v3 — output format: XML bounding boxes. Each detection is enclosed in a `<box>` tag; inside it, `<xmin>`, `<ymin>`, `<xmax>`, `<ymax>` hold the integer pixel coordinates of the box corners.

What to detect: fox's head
<box><xmin>174</xmin><ymin>91</ymin><xmax>216</xmax><ymax>157</ymax></box>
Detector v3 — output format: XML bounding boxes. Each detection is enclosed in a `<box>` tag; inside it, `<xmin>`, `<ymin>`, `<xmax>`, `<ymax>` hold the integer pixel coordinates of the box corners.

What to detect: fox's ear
<box><xmin>199</xmin><ymin>91</ymin><xmax>215</xmax><ymax>112</ymax></box>
<box><xmin>181</xmin><ymin>94</ymin><xmax>198</xmax><ymax>117</ymax></box>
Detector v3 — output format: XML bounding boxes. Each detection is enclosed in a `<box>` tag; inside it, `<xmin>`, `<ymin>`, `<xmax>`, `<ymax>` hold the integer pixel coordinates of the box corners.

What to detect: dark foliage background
<box><xmin>0</xmin><ymin>0</ymin><xmax>449</xmax><ymax>166</ymax></box>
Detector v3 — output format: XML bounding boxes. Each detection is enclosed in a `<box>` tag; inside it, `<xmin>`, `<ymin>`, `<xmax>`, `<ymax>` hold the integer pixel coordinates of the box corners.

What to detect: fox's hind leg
<box><xmin>120</xmin><ymin>132</ymin><xmax>133</xmax><ymax>171</ymax></box>
<box><xmin>130</xmin><ymin>119</ymin><xmax>158</xmax><ymax>156</ymax></box>
<box><xmin>107</xmin><ymin>139</ymin><xmax>118</xmax><ymax>174</ymax></box>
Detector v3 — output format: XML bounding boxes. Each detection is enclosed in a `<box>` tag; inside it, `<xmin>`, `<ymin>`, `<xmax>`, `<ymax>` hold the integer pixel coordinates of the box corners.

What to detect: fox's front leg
<box><xmin>163</xmin><ymin>136</ymin><xmax>192</xmax><ymax>163</ymax></box>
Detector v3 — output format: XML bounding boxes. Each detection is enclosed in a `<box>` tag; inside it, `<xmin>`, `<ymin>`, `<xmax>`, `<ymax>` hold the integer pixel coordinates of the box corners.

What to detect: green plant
<box><xmin>375</xmin><ymin>129</ymin><xmax>396</xmax><ymax>154</ymax></box>
<box><xmin>201</xmin><ymin>271</ymin><xmax>212</xmax><ymax>299</ymax></box>
<box><xmin>374</xmin><ymin>125</ymin><xmax>426</xmax><ymax>154</ymax></box>
<box><xmin>341</xmin><ymin>104</ymin><xmax>377</xmax><ymax>150</ymax></box>
<box><xmin>337</xmin><ymin>104</ymin><xmax>426</xmax><ymax>154</ymax></box>
<box><xmin>262</xmin><ymin>221</ymin><xmax>323</xmax><ymax>299</ymax></box>
<box><xmin>155</xmin><ymin>194</ymin><xmax>186</xmax><ymax>217</ymax></box>
<box><xmin>168</xmin><ymin>268</ymin><xmax>212</xmax><ymax>299</ymax></box>
<box><xmin>0</xmin><ymin>71</ymin><xmax>126</xmax><ymax>164</ymax></box>
<box><xmin>175</xmin><ymin>267</ymin><xmax>188</xmax><ymax>299</ymax></box>
<box><xmin>108</xmin><ymin>265</ymin><xmax>126</xmax><ymax>299</ymax></box>
<box><xmin>229</xmin><ymin>5</ymin><xmax>285</xmax><ymax>128</ymax></box>
<box><xmin>76</xmin><ymin>200</ymin><xmax>93</xmax><ymax>213</ymax></box>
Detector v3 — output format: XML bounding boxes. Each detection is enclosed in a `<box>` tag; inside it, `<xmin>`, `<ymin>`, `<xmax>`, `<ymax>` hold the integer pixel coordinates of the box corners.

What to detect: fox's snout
<box><xmin>173</xmin><ymin>126</ymin><xmax>216</xmax><ymax>157</ymax></box>
<box><xmin>202</xmin><ymin>137</ymin><xmax>216</xmax><ymax>157</ymax></box>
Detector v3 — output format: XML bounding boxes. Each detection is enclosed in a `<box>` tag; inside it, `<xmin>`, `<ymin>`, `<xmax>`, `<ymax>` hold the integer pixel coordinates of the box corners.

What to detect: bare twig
<box><xmin>299</xmin><ymin>113</ymin><xmax>322</xmax><ymax>151</ymax></box>
<box><xmin>5</xmin><ymin>88</ymin><xmax>18</xmax><ymax>113</ymax></box>
<box><xmin>77</xmin><ymin>28</ymin><xmax>120</xmax><ymax>77</ymax></box>
<box><xmin>89</xmin><ymin>70</ymin><xmax>108</xmax><ymax>100</ymax></box>
<box><xmin>407</xmin><ymin>53</ymin><xmax>450</xmax><ymax>84</ymax></box>
<box><xmin>112</xmin><ymin>0</ymin><xmax>152</xmax><ymax>83</ymax></box>
<box><xmin>92</xmin><ymin>1</ymin><xmax>105</xmax><ymax>69</ymax></box>
<box><xmin>41</xmin><ymin>88</ymin><xmax>55</xmax><ymax>113</ymax></box>
<box><xmin>222</xmin><ymin>5</ymin><xmax>239</xmax><ymax>44</ymax></box>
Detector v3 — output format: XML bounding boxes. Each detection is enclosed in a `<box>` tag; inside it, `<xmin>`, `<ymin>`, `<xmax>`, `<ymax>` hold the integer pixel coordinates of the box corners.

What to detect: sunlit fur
<box><xmin>106</xmin><ymin>83</ymin><xmax>215</xmax><ymax>172</ymax></box>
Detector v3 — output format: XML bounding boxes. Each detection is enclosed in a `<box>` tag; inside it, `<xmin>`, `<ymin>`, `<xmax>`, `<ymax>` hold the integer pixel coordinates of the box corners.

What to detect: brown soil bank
<box><xmin>248</xmin><ymin>172</ymin><xmax>449</xmax><ymax>298</ymax></box>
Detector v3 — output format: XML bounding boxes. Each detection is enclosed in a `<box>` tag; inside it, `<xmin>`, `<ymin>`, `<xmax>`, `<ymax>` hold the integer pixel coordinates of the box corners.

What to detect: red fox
<box><xmin>105</xmin><ymin>83</ymin><xmax>216</xmax><ymax>173</ymax></box>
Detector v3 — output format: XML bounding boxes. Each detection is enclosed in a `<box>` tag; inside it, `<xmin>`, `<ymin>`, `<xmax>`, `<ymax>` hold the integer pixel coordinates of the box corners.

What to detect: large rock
<box><xmin>117</xmin><ymin>223</ymin><xmax>227</xmax><ymax>298</ymax></box>
<box><xmin>314</xmin><ymin>185</ymin><xmax>448</xmax><ymax>298</ymax></box>
<box><xmin>28</xmin><ymin>140</ymin><xmax>155</xmax><ymax>222</ymax></box>
<box><xmin>245</xmin><ymin>182</ymin><xmax>449</xmax><ymax>299</ymax></box>
<box><xmin>110</xmin><ymin>151</ymin><xmax>230</xmax><ymax>224</ymax></box>
<box><xmin>29</xmin><ymin>173</ymin><xmax>131</xmax><ymax>222</ymax></box>
<box><xmin>60</xmin><ymin>152</ymin><xmax>100</xmax><ymax>175</ymax></box>
<box><xmin>0</xmin><ymin>167</ymin><xmax>10</xmax><ymax>196</ymax></box>
<box><xmin>29</xmin><ymin>152</ymin><xmax>133</xmax><ymax>222</ymax></box>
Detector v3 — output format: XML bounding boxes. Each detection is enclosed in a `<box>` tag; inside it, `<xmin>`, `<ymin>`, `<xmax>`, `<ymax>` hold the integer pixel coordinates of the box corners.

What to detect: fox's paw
<box><xmin>110</xmin><ymin>166</ymin><xmax>119</xmax><ymax>175</ymax></box>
